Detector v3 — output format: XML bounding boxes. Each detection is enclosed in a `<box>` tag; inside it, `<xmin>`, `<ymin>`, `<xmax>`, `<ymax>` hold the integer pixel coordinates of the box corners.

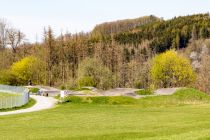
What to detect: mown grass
<box><xmin>64</xmin><ymin>96</ymin><xmax>137</xmax><ymax>105</ymax></box>
<box><xmin>135</xmin><ymin>89</ymin><xmax>153</xmax><ymax>95</ymax></box>
<box><xmin>1</xmin><ymin>88</ymin><xmax>210</xmax><ymax>140</ymax></box>
<box><xmin>137</xmin><ymin>88</ymin><xmax>210</xmax><ymax>107</ymax></box>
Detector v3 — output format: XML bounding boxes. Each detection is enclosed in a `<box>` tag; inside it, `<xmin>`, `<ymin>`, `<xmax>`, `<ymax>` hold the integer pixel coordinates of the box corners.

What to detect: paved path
<box><xmin>0</xmin><ymin>95</ymin><xmax>57</xmax><ymax>116</ymax></box>
<box><xmin>154</xmin><ymin>88</ymin><xmax>180</xmax><ymax>95</ymax></box>
<box><xmin>99</xmin><ymin>88</ymin><xmax>179</xmax><ymax>99</ymax></box>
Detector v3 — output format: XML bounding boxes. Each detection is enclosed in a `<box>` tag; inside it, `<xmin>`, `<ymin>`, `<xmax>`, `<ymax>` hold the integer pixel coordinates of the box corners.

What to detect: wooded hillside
<box><xmin>0</xmin><ymin>13</ymin><xmax>210</xmax><ymax>92</ymax></box>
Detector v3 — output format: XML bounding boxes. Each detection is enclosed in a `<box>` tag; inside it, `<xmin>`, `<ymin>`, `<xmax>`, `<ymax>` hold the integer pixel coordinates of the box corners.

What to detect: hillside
<box><xmin>114</xmin><ymin>13</ymin><xmax>210</xmax><ymax>53</ymax></box>
<box><xmin>1</xmin><ymin>13</ymin><xmax>210</xmax><ymax>91</ymax></box>
<box><xmin>91</xmin><ymin>15</ymin><xmax>160</xmax><ymax>39</ymax></box>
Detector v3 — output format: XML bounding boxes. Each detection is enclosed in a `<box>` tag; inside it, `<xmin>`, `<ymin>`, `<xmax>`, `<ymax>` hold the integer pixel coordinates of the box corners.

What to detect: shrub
<box><xmin>77</xmin><ymin>58</ymin><xmax>113</xmax><ymax>89</ymax></box>
<box><xmin>151</xmin><ymin>50</ymin><xmax>195</xmax><ymax>88</ymax></box>
<box><xmin>10</xmin><ymin>56</ymin><xmax>45</xmax><ymax>85</ymax></box>
<box><xmin>64</xmin><ymin>96</ymin><xmax>84</xmax><ymax>103</ymax></box>
<box><xmin>0</xmin><ymin>70</ymin><xmax>17</xmax><ymax>85</ymax></box>
<box><xmin>77</xmin><ymin>76</ymin><xmax>96</xmax><ymax>87</ymax></box>
<box><xmin>29</xmin><ymin>88</ymin><xmax>40</xmax><ymax>93</ymax></box>
<box><xmin>59</xmin><ymin>85</ymin><xmax>67</xmax><ymax>90</ymax></box>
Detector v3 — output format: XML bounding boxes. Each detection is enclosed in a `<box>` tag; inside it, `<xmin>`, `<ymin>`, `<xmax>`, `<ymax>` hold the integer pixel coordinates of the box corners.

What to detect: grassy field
<box><xmin>1</xmin><ymin>89</ymin><xmax>210</xmax><ymax>140</ymax></box>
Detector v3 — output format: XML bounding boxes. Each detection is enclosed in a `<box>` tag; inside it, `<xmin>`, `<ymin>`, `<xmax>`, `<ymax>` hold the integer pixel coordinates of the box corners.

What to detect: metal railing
<box><xmin>0</xmin><ymin>85</ymin><xmax>29</xmax><ymax>109</ymax></box>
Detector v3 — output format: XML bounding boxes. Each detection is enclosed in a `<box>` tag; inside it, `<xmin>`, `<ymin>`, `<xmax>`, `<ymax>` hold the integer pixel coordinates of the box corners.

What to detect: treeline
<box><xmin>0</xmin><ymin>14</ymin><xmax>209</xmax><ymax>91</ymax></box>
<box><xmin>91</xmin><ymin>15</ymin><xmax>159</xmax><ymax>39</ymax></box>
<box><xmin>115</xmin><ymin>13</ymin><xmax>210</xmax><ymax>53</ymax></box>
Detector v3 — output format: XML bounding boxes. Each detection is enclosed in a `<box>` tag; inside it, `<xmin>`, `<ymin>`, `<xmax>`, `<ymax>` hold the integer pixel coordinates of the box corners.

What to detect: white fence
<box><xmin>0</xmin><ymin>85</ymin><xmax>29</xmax><ymax>109</ymax></box>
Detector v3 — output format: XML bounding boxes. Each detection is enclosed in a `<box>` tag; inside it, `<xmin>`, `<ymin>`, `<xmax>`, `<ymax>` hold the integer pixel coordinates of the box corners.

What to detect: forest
<box><xmin>0</xmin><ymin>13</ymin><xmax>210</xmax><ymax>93</ymax></box>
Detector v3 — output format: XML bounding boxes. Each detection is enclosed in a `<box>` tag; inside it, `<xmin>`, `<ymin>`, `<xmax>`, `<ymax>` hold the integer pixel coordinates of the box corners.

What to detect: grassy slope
<box><xmin>1</xmin><ymin>89</ymin><xmax>210</xmax><ymax>140</ymax></box>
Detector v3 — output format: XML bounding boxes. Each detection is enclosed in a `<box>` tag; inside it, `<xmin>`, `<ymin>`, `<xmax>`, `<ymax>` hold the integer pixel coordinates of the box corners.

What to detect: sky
<box><xmin>0</xmin><ymin>0</ymin><xmax>209</xmax><ymax>43</ymax></box>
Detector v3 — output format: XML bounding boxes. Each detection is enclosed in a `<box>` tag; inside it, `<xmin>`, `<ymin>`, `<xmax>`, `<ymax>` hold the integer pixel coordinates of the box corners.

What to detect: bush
<box><xmin>77</xmin><ymin>76</ymin><xmax>96</xmax><ymax>87</ymax></box>
<box><xmin>0</xmin><ymin>70</ymin><xmax>18</xmax><ymax>85</ymax></box>
<box><xmin>64</xmin><ymin>96</ymin><xmax>84</xmax><ymax>103</ymax></box>
<box><xmin>7</xmin><ymin>56</ymin><xmax>45</xmax><ymax>85</ymax></box>
<box><xmin>29</xmin><ymin>88</ymin><xmax>40</xmax><ymax>93</ymax></box>
<box><xmin>151</xmin><ymin>50</ymin><xmax>195</xmax><ymax>88</ymax></box>
<box><xmin>77</xmin><ymin>58</ymin><xmax>113</xmax><ymax>89</ymax></box>
<box><xmin>59</xmin><ymin>85</ymin><xmax>67</xmax><ymax>90</ymax></box>
<box><xmin>135</xmin><ymin>89</ymin><xmax>153</xmax><ymax>95</ymax></box>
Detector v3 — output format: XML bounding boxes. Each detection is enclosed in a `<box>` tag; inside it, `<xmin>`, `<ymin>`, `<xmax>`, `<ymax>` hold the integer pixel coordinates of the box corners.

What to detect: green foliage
<box><xmin>10</xmin><ymin>56</ymin><xmax>45</xmax><ymax>85</ymax></box>
<box><xmin>77</xmin><ymin>58</ymin><xmax>113</xmax><ymax>89</ymax></box>
<box><xmin>77</xmin><ymin>76</ymin><xmax>95</xmax><ymax>87</ymax></box>
<box><xmin>0</xmin><ymin>70</ymin><xmax>17</xmax><ymax>85</ymax></box>
<box><xmin>64</xmin><ymin>96</ymin><xmax>84</xmax><ymax>103</ymax></box>
<box><xmin>115</xmin><ymin>13</ymin><xmax>210</xmax><ymax>53</ymax></box>
<box><xmin>91</xmin><ymin>15</ymin><xmax>159</xmax><ymax>42</ymax></box>
<box><xmin>151</xmin><ymin>50</ymin><xmax>195</xmax><ymax>88</ymax></box>
<box><xmin>63</xmin><ymin>96</ymin><xmax>137</xmax><ymax>105</ymax></box>
<box><xmin>59</xmin><ymin>85</ymin><xmax>66</xmax><ymax>90</ymax></box>
<box><xmin>135</xmin><ymin>89</ymin><xmax>153</xmax><ymax>95</ymax></box>
<box><xmin>29</xmin><ymin>88</ymin><xmax>40</xmax><ymax>93</ymax></box>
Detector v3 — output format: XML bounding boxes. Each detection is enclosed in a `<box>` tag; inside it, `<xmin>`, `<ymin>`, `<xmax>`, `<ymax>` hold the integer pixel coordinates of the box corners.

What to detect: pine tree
<box><xmin>191</xmin><ymin>25</ymin><xmax>198</xmax><ymax>40</ymax></box>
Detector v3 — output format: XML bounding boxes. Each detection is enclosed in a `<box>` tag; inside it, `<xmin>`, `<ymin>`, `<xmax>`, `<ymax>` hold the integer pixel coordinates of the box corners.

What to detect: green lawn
<box><xmin>1</xmin><ymin>89</ymin><xmax>210</xmax><ymax>140</ymax></box>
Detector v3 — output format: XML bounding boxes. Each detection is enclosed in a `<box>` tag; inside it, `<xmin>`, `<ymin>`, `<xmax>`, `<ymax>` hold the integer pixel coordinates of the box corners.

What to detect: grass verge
<box><xmin>135</xmin><ymin>89</ymin><xmax>153</xmax><ymax>95</ymax></box>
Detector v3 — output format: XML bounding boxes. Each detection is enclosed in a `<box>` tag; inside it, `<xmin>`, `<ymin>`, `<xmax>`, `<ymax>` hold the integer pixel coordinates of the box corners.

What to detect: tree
<box><xmin>196</xmin><ymin>55</ymin><xmax>210</xmax><ymax>94</ymax></box>
<box><xmin>10</xmin><ymin>56</ymin><xmax>44</xmax><ymax>85</ymax></box>
<box><xmin>151</xmin><ymin>50</ymin><xmax>195</xmax><ymax>88</ymax></box>
<box><xmin>7</xmin><ymin>28</ymin><xmax>25</xmax><ymax>53</ymax></box>
<box><xmin>199</xmin><ymin>26</ymin><xmax>208</xmax><ymax>39</ymax></box>
<box><xmin>191</xmin><ymin>25</ymin><xmax>198</xmax><ymax>40</ymax></box>
<box><xmin>0</xmin><ymin>19</ymin><xmax>8</xmax><ymax>50</ymax></box>
<box><xmin>172</xmin><ymin>33</ymin><xmax>180</xmax><ymax>49</ymax></box>
<box><xmin>77</xmin><ymin>58</ymin><xmax>113</xmax><ymax>89</ymax></box>
<box><xmin>44</xmin><ymin>27</ymin><xmax>56</xmax><ymax>86</ymax></box>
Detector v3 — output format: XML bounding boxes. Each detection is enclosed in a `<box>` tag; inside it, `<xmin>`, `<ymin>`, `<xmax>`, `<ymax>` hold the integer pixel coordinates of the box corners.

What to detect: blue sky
<box><xmin>0</xmin><ymin>0</ymin><xmax>209</xmax><ymax>42</ymax></box>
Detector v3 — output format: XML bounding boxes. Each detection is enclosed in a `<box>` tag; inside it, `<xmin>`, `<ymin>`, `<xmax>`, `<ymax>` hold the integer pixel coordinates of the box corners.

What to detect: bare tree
<box><xmin>7</xmin><ymin>28</ymin><xmax>25</xmax><ymax>53</ymax></box>
<box><xmin>0</xmin><ymin>19</ymin><xmax>8</xmax><ymax>50</ymax></box>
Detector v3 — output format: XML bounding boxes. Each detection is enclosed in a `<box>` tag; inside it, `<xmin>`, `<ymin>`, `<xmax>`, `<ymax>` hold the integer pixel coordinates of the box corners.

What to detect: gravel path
<box><xmin>0</xmin><ymin>95</ymin><xmax>57</xmax><ymax>116</ymax></box>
